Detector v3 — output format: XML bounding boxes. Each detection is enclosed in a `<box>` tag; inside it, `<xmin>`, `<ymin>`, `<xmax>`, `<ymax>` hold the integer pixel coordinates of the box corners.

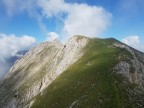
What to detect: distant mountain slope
<box><xmin>0</xmin><ymin>36</ymin><xmax>144</xmax><ymax>108</ymax></box>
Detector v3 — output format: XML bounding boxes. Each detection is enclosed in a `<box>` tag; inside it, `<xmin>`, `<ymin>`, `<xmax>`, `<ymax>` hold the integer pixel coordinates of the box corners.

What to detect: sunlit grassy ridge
<box><xmin>31</xmin><ymin>38</ymin><xmax>144</xmax><ymax>108</ymax></box>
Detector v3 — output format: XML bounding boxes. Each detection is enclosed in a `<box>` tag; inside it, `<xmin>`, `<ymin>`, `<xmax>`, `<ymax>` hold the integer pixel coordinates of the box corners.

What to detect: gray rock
<box><xmin>0</xmin><ymin>36</ymin><xmax>89</xmax><ymax>108</ymax></box>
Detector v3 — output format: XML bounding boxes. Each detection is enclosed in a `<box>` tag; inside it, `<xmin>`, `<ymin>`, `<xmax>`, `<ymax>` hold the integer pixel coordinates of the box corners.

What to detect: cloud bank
<box><xmin>122</xmin><ymin>35</ymin><xmax>144</xmax><ymax>52</ymax></box>
<box><xmin>0</xmin><ymin>33</ymin><xmax>36</xmax><ymax>79</ymax></box>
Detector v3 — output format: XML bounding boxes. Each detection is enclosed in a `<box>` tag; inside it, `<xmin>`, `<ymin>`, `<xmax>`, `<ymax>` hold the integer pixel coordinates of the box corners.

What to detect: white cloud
<box><xmin>0</xmin><ymin>33</ymin><xmax>36</xmax><ymax>59</ymax></box>
<box><xmin>122</xmin><ymin>35</ymin><xmax>139</xmax><ymax>45</ymax></box>
<box><xmin>0</xmin><ymin>33</ymin><xmax>36</xmax><ymax>79</ymax></box>
<box><xmin>1</xmin><ymin>0</ymin><xmax>112</xmax><ymax>40</ymax></box>
<box><xmin>37</xmin><ymin>0</ymin><xmax>68</xmax><ymax>18</ymax></box>
<box><xmin>38</xmin><ymin>0</ymin><xmax>112</xmax><ymax>39</ymax></box>
<box><xmin>46</xmin><ymin>32</ymin><xmax>60</xmax><ymax>41</ymax></box>
<box><xmin>63</xmin><ymin>4</ymin><xmax>111</xmax><ymax>38</ymax></box>
<box><xmin>122</xmin><ymin>35</ymin><xmax>144</xmax><ymax>52</ymax></box>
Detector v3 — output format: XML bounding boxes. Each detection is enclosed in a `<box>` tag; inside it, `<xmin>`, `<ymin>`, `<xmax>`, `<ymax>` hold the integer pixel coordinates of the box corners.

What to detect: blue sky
<box><xmin>0</xmin><ymin>0</ymin><xmax>144</xmax><ymax>79</ymax></box>
<box><xmin>66</xmin><ymin>0</ymin><xmax>144</xmax><ymax>40</ymax></box>
<box><xmin>0</xmin><ymin>0</ymin><xmax>144</xmax><ymax>42</ymax></box>
<box><xmin>0</xmin><ymin>0</ymin><xmax>144</xmax><ymax>52</ymax></box>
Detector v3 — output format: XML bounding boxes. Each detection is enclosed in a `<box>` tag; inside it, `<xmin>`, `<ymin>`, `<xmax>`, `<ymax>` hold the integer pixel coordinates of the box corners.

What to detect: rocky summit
<box><xmin>0</xmin><ymin>35</ymin><xmax>144</xmax><ymax>108</ymax></box>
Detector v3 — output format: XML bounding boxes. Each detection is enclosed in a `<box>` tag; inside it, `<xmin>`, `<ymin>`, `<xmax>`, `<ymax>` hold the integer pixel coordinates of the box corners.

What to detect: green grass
<box><xmin>31</xmin><ymin>38</ymin><xmax>144</xmax><ymax>108</ymax></box>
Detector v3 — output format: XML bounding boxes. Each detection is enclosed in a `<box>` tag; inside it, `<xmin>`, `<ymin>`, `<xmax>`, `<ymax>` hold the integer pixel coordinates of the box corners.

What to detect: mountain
<box><xmin>0</xmin><ymin>36</ymin><xmax>144</xmax><ymax>108</ymax></box>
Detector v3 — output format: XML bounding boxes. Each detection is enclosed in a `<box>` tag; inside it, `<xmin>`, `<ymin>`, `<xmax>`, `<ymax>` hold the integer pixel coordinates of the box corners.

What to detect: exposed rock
<box><xmin>114</xmin><ymin>61</ymin><xmax>132</xmax><ymax>82</ymax></box>
<box><xmin>113</xmin><ymin>42</ymin><xmax>125</xmax><ymax>48</ymax></box>
<box><xmin>0</xmin><ymin>36</ymin><xmax>144</xmax><ymax>108</ymax></box>
<box><xmin>0</xmin><ymin>36</ymin><xmax>89</xmax><ymax>108</ymax></box>
<box><xmin>114</xmin><ymin>42</ymin><xmax>144</xmax><ymax>88</ymax></box>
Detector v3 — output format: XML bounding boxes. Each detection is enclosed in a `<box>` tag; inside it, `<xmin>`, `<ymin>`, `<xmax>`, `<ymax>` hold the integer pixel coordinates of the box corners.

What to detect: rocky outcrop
<box><xmin>114</xmin><ymin>42</ymin><xmax>144</xmax><ymax>88</ymax></box>
<box><xmin>0</xmin><ymin>36</ymin><xmax>89</xmax><ymax>108</ymax></box>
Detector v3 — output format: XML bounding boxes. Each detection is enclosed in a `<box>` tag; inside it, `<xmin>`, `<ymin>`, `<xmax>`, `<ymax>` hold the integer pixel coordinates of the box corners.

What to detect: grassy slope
<box><xmin>31</xmin><ymin>38</ymin><xmax>144</xmax><ymax>108</ymax></box>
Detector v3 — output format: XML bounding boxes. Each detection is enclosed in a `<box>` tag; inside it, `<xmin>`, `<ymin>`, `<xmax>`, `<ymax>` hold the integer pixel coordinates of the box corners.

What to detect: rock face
<box><xmin>114</xmin><ymin>42</ymin><xmax>144</xmax><ymax>87</ymax></box>
<box><xmin>0</xmin><ymin>36</ymin><xmax>88</xmax><ymax>108</ymax></box>
<box><xmin>0</xmin><ymin>36</ymin><xmax>144</xmax><ymax>108</ymax></box>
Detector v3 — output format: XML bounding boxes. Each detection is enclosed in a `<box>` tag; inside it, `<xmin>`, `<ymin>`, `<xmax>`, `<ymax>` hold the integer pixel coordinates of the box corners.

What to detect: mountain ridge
<box><xmin>0</xmin><ymin>35</ymin><xmax>144</xmax><ymax>108</ymax></box>
<box><xmin>0</xmin><ymin>35</ymin><xmax>89</xmax><ymax>108</ymax></box>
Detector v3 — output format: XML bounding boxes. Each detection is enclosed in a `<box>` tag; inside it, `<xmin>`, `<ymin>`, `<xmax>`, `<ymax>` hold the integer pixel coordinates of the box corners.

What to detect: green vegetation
<box><xmin>31</xmin><ymin>38</ymin><xmax>144</xmax><ymax>108</ymax></box>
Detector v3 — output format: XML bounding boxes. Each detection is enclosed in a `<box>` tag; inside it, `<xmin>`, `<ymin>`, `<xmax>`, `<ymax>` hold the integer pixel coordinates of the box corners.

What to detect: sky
<box><xmin>0</xmin><ymin>0</ymin><xmax>144</xmax><ymax>79</ymax></box>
